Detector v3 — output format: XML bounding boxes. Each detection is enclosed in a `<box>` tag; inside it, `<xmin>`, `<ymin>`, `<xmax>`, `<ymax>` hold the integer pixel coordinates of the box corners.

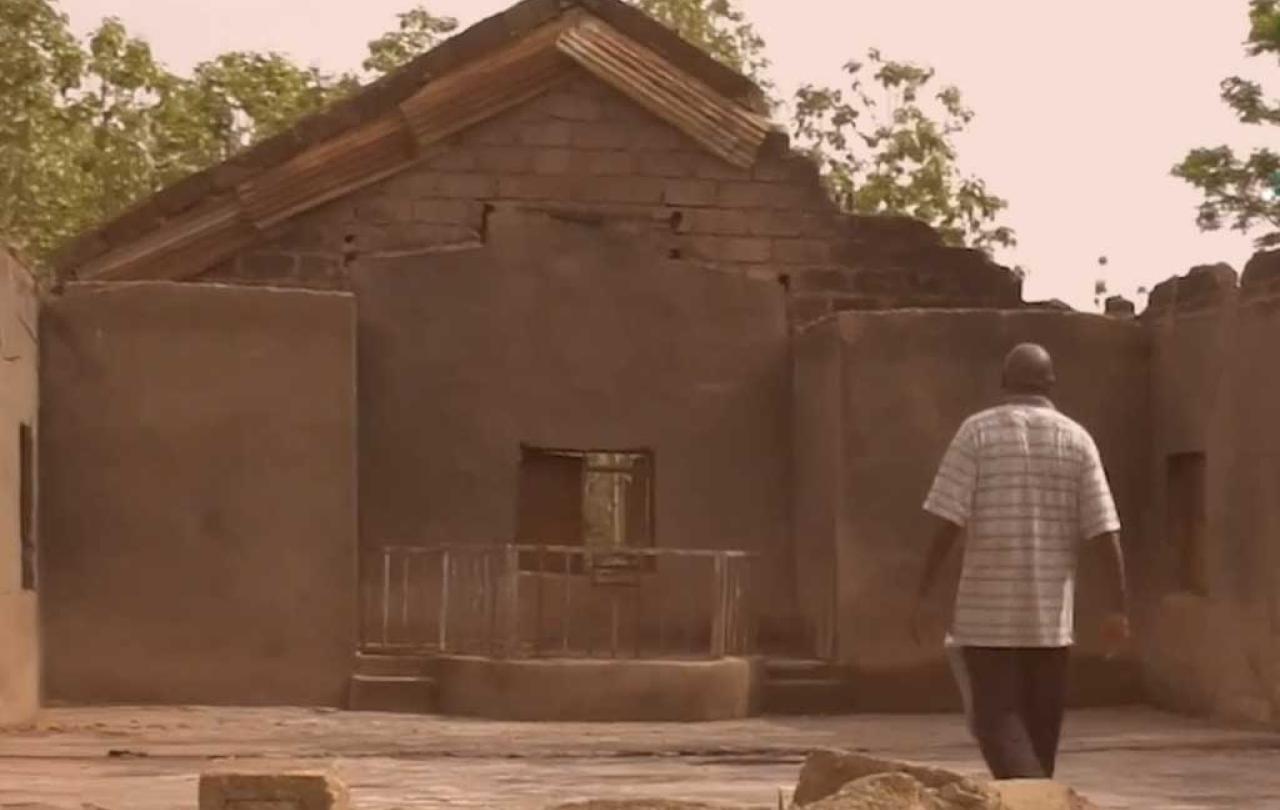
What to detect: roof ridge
<box><xmin>56</xmin><ymin>0</ymin><xmax>772</xmax><ymax>282</ymax></box>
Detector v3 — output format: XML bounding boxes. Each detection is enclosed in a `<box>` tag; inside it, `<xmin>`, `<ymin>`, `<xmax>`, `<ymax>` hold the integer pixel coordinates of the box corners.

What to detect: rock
<box><xmin>1104</xmin><ymin>296</ymin><xmax>1135</xmax><ymax>318</ymax></box>
<box><xmin>793</xmin><ymin>750</ymin><xmax>987</xmax><ymax>806</ymax></box>
<box><xmin>801</xmin><ymin>770</ymin><xmax>1001</xmax><ymax>810</ymax></box>
<box><xmin>803</xmin><ymin>771</ymin><xmax>933</xmax><ymax>809</ymax></box>
<box><xmin>1241</xmin><ymin>249</ymin><xmax>1280</xmax><ymax>297</ymax></box>
<box><xmin>198</xmin><ymin>771</ymin><xmax>349</xmax><ymax>810</ymax></box>
<box><xmin>549</xmin><ymin>803</ymin><xmax>733</xmax><ymax>809</ymax></box>
<box><xmin>992</xmin><ymin>780</ymin><xmax>1100</xmax><ymax>810</ymax></box>
<box><xmin>792</xmin><ymin>751</ymin><xmax>1101</xmax><ymax>810</ymax></box>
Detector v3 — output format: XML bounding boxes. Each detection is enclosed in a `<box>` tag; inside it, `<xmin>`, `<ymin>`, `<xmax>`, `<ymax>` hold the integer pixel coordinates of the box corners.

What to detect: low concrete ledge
<box><xmin>434</xmin><ymin>655</ymin><xmax>761</xmax><ymax>721</ymax></box>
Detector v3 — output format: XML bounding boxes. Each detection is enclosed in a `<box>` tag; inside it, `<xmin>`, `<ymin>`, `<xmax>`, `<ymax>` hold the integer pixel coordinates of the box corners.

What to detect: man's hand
<box><xmin>910</xmin><ymin>596</ymin><xmax>943</xmax><ymax>647</ymax></box>
<box><xmin>910</xmin><ymin>597</ymin><xmax>928</xmax><ymax>646</ymax></box>
<box><xmin>1100</xmin><ymin>612</ymin><xmax>1130</xmax><ymax>659</ymax></box>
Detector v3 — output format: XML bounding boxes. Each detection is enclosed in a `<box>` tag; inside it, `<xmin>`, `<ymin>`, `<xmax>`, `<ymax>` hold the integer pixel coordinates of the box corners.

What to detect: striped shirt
<box><xmin>923</xmin><ymin>398</ymin><xmax>1120</xmax><ymax>648</ymax></box>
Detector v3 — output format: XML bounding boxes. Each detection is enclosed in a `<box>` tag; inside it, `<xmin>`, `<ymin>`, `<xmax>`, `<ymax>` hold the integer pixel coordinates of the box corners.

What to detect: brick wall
<box><xmin>203</xmin><ymin>73</ymin><xmax>1020</xmax><ymax>321</ymax></box>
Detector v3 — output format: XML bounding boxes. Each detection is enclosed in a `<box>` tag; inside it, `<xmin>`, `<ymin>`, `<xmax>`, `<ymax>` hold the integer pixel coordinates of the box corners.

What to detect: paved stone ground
<box><xmin>0</xmin><ymin>706</ymin><xmax>1277</xmax><ymax>808</ymax></box>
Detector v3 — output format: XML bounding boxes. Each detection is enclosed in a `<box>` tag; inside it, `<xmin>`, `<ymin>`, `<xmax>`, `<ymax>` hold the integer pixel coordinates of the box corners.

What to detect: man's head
<box><xmin>1002</xmin><ymin>343</ymin><xmax>1055</xmax><ymax>395</ymax></box>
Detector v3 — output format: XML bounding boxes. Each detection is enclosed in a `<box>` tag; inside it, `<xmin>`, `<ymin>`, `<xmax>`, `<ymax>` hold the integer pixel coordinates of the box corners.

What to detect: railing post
<box><xmin>562</xmin><ymin>549</ymin><xmax>571</xmax><ymax>654</ymax></box>
<box><xmin>499</xmin><ymin>545</ymin><xmax>520</xmax><ymax>658</ymax></box>
<box><xmin>401</xmin><ymin>552</ymin><xmax>411</xmax><ymax>640</ymax></box>
<box><xmin>710</xmin><ymin>552</ymin><xmax>726</xmax><ymax>658</ymax></box>
<box><xmin>438</xmin><ymin>549</ymin><xmax>451</xmax><ymax>653</ymax></box>
<box><xmin>381</xmin><ymin>549</ymin><xmax>392</xmax><ymax>648</ymax></box>
<box><xmin>533</xmin><ymin>545</ymin><xmax>544</xmax><ymax>657</ymax></box>
<box><xmin>485</xmin><ymin>551</ymin><xmax>496</xmax><ymax>658</ymax></box>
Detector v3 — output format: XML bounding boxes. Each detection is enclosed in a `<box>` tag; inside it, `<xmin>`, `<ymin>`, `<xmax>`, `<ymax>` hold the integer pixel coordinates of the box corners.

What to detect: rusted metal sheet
<box><xmin>238</xmin><ymin>113</ymin><xmax>418</xmax><ymax>229</ymax></box>
<box><xmin>557</xmin><ymin>17</ymin><xmax>773</xmax><ymax>168</ymax></box>
<box><xmin>75</xmin><ymin>199</ymin><xmax>255</xmax><ymax>282</ymax></box>
<box><xmin>398</xmin><ymin>19</ymin><xmax>575</xmax><ymax>149</ymax></box>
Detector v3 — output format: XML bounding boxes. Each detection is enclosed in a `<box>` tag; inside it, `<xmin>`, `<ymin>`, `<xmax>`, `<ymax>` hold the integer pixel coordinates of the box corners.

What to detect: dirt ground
<box><xmin>0</xmin><ymin>706</ymin><xmax>1277</xmax><ymax>809</ymax></box>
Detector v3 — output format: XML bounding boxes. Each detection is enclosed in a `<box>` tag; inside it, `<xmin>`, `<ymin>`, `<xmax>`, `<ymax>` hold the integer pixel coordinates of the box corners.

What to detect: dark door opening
<box><xmin>516</xmin><ymin>446</ymin><xmax>654</xmax><ymax>572</ymax></box>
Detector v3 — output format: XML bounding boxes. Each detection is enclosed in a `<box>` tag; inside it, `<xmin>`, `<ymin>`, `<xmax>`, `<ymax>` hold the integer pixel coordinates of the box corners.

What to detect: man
<box><xmin>912</xmin><ymin>343</ymin><xmax>1130</xmax><ymax>780</ymax></box>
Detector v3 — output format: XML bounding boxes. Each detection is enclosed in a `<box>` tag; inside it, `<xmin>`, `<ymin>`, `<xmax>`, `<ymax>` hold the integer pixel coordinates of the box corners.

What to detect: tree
<box><xmin>364</xmin><ymin>5</ymin><xmax>458</xmax><ymax>77</ymax></box>
<box><xmin>626</xmin><ymin>0</ymin><xmax>770</xmax><ymax>88</ymax></box>
<box><xmin>0</xmin><ymin>0</ymin><xmax>90</xmax><ymax>262</ymax></box>
<box><xmin>0</xmin><ymin>1</ymin><xmax>356</xmax><ymax>267</ymax></box>
<box><xmin>792</xmin><ymin>50</ymin><xmax>1016</xmax><ymax>252</ymax></box>
<box><xmin>1174</xmin><ymin>0</ymin><xmax>1280</xmax><ymax>249</ymax></box>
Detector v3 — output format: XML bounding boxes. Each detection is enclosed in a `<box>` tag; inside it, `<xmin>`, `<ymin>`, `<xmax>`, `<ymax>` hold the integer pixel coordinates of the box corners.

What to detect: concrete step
<box><xmin>347</xmin><ymin>674</ymin><xmax>437</xmax><ymax>714</ymax></box>
<box><xmin>764</xmin><ymin>657</ymin><xmax>849</xmax><ymax>682</ymax></box>
<box><xmin>761</xmin><ymin>676</ymin><xmax>856</xmax><ymax>716</ymax></box>
<box><xmin>353</xmin><ymin>652</ymin><xmax>434</xmax><ymax>678</ymax></box>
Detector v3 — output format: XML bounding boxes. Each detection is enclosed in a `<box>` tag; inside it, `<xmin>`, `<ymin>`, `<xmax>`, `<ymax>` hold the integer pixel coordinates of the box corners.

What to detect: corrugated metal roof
<box><xmin>65</xmin><ymin>7</ymin><xmax>776</xmax><ymax>282</ymax></box>
<box><xmin>399</xmin><ymin>19</ymin><xmax>574</xmax><ymax>149</ymax></box>
<box><xmin>240</xmin><ymin>114</ymin><xmax>417</xmax><ymax>229</ymax></box>
<box><xmin>557</xmin><ymin>18</ymin><xmax>772</xmax><ymax>168</ymax></box>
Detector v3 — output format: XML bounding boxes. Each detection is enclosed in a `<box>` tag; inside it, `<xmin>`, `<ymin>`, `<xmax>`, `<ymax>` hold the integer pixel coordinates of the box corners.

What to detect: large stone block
<box><xmin>793</xmin><ymin>750</ymin><xmax>985</xmax><ymax>807</ymax></box>
<box><xmin>198</xmin><ymin>771</ymin><xmax>349</xmax><ymax>810</ymax></box>
<box><xmin>791</xmin><ymin>750</ymin><xmax>1100</xmax><ymax>810</ymax></box>
<box><xmin>993</xmin><ymin>780</ymin><xmax>1099</xmax><ymax>810</ymax></box>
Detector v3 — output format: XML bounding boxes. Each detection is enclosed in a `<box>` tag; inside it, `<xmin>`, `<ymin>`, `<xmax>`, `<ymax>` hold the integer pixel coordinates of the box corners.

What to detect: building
<box><xmin>22</xmin><ymin>0</ymin><xmax>1280</xmax><ymax>723</ymax></box>
<box><xmin>0</xmin><ymin>246</ymin><xmax>38</xmax><ymax>727</ymax></box>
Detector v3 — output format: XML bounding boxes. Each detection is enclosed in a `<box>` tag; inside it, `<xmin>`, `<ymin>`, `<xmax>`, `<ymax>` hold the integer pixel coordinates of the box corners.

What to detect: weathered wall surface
<box><xmin>791</xmin><ymin>318</ymin><xmax>842</xmax><ymax>659</ymax></box>
<box><xmin>199</xmin><ymin>72</ymin><xmax>1017</xmax><ymax>320</ymax></box>
<box><xmin>803</xmin><ymin>310</ymin><xmax>1150</xmax><ymax>710</ymax></box>
<box><xmin>0</xmin><ymin>248</ymin><xmax>38</xmax><ymax>726</ymax></box>
<box><xmin>1141</xmin><ymin>253</ymin><xmax>1280</xmax><ymax>725</ymax></box>
<box><xmin>39</xmin><ymin>283</ymin><xmax>358</xmax><ymax>706</ymax></box>
<box><xmin>350</xmin><ymin>210</ymin><xmax>794</xmax><ymax>632</ymax></box>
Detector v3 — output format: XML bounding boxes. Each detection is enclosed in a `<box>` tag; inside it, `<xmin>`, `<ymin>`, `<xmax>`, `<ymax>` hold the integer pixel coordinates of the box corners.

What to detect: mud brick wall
<box><xmin>201</xmin><ymin>73</ymin><xmax>1020</xmax><ymax>320</ymax></box>
<box><xmin>1137</xmin><ymin>248</ymin><xmax>1280</xmax><ymax>725</ymax></box>
<box><xmin>0</xmin><ymin>247</ymin><xmax>38</xmax><ymax>726</ymax></box>
<box><xmin>40</xmin><ymin>283</ymin><xmax>359</xmax><ymax>707</ymax></box>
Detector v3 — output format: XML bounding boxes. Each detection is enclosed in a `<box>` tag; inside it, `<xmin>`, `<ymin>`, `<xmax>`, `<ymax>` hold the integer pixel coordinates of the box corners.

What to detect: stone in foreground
<box><xmin>792</xmin><ymin>750</ymin><xmax>1098</xmax><ymax>809</ymax></box>
<box><xmin>545</xmin><ymin>798</ymin><xmax>737</xmax><ymax>803</ymax></box>
<box><xmin>793</xmin><ymin>749</ymin><xmax>994</xmax><ymax>806</ymax></box>
<box><xmin>199</xmin><ymin>771</ymin><xmax>349</xmax><ymax>810</ymax></box>
<box><xmin>993</xmin><ymin>780</ymin><xmax>1099</xmax><ymax>810</ymax></box>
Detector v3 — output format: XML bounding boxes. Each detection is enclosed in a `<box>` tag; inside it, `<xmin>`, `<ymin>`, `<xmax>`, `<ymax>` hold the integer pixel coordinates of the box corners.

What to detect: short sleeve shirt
<box><xmin>923</xmin><ymin>401</ymin><xmax>1121</xmax><ymax>647</ymax></box>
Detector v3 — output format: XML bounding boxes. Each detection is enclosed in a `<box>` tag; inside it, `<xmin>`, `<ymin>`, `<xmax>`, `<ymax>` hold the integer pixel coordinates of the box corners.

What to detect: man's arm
<box><xmin>1090</xmin><ymin>530</ymin><xmax>1128</xmax><ymax>616</ymax></box>
<box><xmin>915</xmin><ymin>421</ymin><xmax>977</xmax><ymax>645</ymax></box>
<box><xmin>911</xmin><ymin>517</ymin><xmax>963</xmax><ymax>644</ymax></box>
<box><xmin>917</xmin><ymin>517</ymin><xmax>963</xmax><ymax>600</ymax></box>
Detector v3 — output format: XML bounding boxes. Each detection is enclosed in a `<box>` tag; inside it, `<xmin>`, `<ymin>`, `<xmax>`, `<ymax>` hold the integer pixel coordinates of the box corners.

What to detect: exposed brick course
<box><xmin>198</xmin><ymin>73</ymin><xmax>1021</xmax><ymax>323</ymax></box>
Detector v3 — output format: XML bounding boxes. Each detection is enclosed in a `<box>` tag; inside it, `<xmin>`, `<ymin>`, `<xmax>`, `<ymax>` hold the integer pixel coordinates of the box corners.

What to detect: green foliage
<box><xmin>1173</xmin><ymin>0</ymin><xmax>1280</xmax><ymax>249</ymax></box>
<box><xmin>0</xmin><ymin>0</ymin><xmax>90</xmax><ymax>261</ymax></box>
<box><xmin>792</xmin><ymin>50</ymin><xmax>1015</xmax><ymax>252</ymax></box>
<box><xmin>364</xmin><ymin>6</ymin><xmax>458</xmax><ymax>76</ymax></box>
<box><xmin>0</xmin><ymin>0</ymin><xmax>360</xmax><ymax>267</ymax></box>
<box><xmin>627</xmin><ymin>0</ymin><xmax>770</xmax><ymax>88</ymax></box>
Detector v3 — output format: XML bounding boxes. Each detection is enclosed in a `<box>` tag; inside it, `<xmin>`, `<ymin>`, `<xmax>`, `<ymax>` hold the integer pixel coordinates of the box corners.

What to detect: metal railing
<box><xmin>361</xmin><ymin>544</ymin><xmax>755</xmax><ymax>659</ymax></box>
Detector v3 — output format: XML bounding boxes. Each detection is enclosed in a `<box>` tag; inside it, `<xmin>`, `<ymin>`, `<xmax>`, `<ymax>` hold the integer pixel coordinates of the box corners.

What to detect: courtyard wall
<box><xmin>0</xmin><ymin>247</ymin><xmax>38</xmax><ymax>726</ymax></box>
<box><xmin>1139</xmin><ymin>253</ymin><xmax>1280</xmax><ymax>724</ymax></box>
<box><xmin>39</xmin><ymin>283</ymin><xmax>358</xmax><ymax>706</ymax></box>
<box><xmin>795</xmin><ymin>309</ymin><xmax>1150</xmax><ymax>710</ymax></box>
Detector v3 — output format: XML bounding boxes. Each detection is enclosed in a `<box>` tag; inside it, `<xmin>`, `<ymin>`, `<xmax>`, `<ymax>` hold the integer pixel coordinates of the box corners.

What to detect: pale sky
<box><xmin>60</xmin><ymin>0</ymin><xmax>1273</xmax><ymax>308</ymax></box>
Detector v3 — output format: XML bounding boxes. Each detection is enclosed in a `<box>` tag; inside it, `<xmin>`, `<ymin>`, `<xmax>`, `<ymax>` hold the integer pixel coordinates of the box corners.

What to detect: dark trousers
<box><xmin>961</xmin><ymin>646</ymin><xmax>1070</xmax><ymax>780</ymax></box>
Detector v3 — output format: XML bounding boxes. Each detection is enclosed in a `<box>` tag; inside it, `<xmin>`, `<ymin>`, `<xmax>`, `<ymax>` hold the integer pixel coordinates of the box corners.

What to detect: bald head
<box><xmin>1002</xmin><ymin>343</ymin><xmax>1056</xmax><ymax>395</ymax></box>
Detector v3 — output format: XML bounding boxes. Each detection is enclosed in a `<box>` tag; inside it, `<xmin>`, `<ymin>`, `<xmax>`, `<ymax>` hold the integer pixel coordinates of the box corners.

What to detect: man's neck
<box><xmin>1003</xmin><ymin>393</ymin><xmax>1055</xmax><ymax>409</ymax></box>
